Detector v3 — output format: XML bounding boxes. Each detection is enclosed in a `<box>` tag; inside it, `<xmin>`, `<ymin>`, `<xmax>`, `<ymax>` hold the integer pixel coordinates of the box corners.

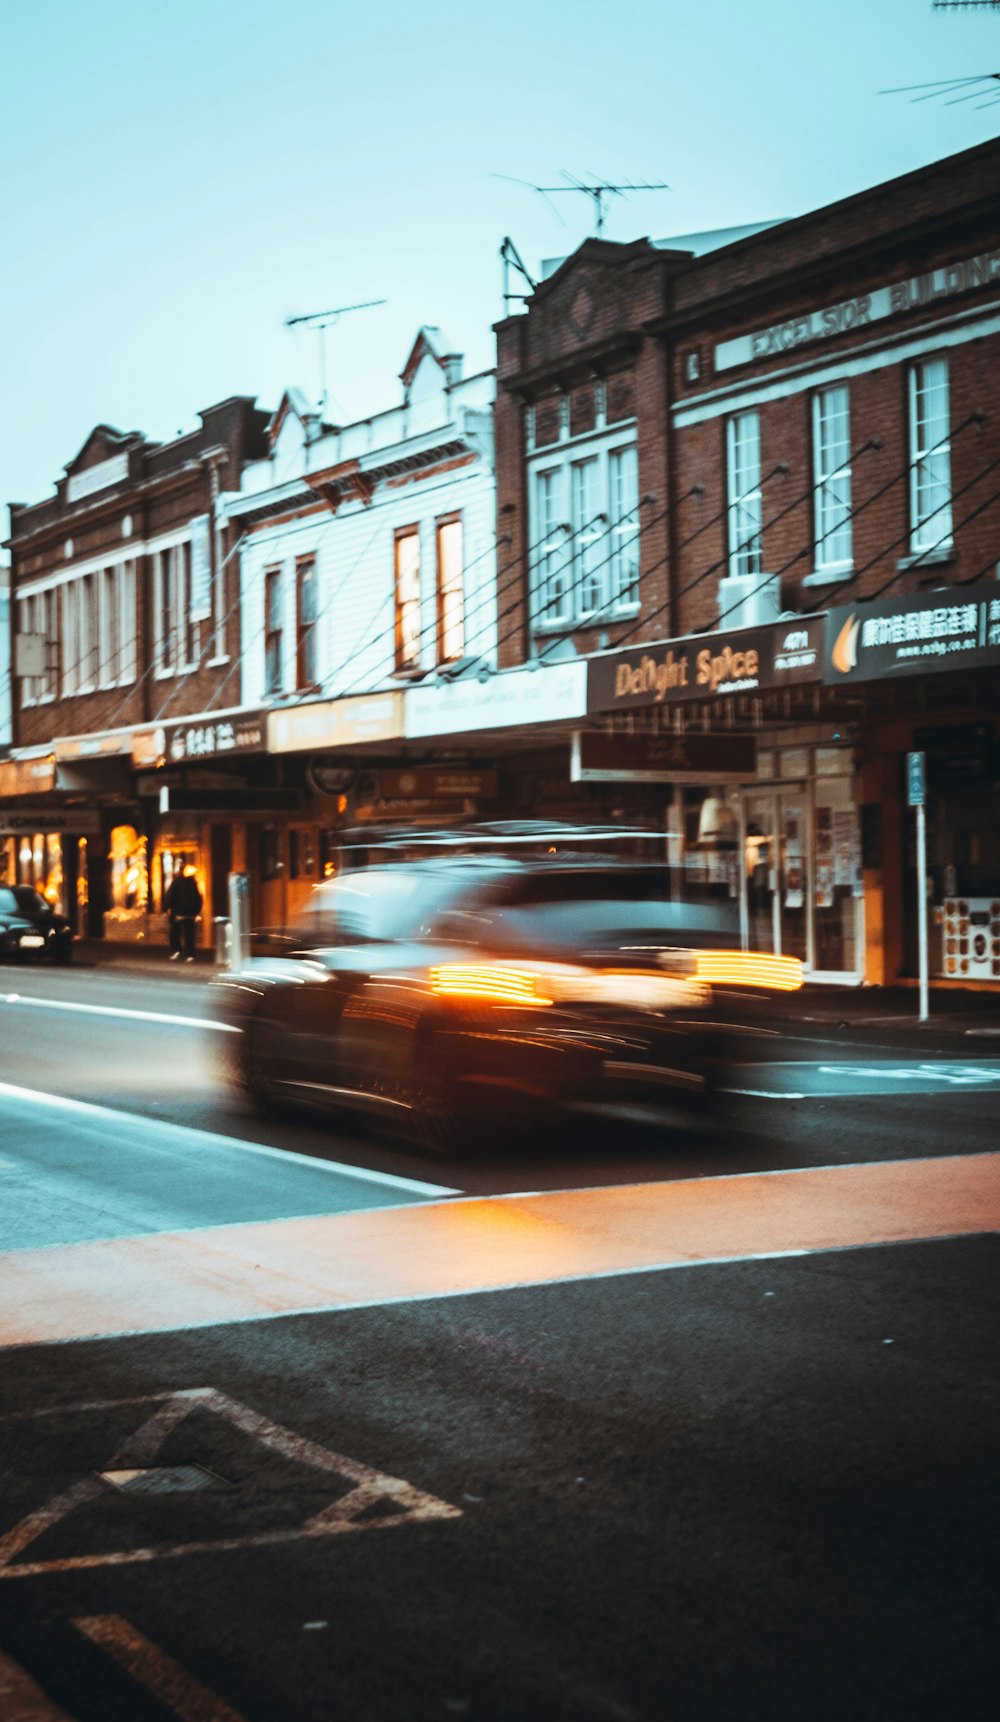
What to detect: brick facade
<box><xmin>7</xmin><ymin>398</ymin><xmax>270</xmax><ymax>747</ymax></box>
<box><xmin>494</xmin><ymin>137</ymin><xmax>1000</xmax><ymax>664</ymax></box>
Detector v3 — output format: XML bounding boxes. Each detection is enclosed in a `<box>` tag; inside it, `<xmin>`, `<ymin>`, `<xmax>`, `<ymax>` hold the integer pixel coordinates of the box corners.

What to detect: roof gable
<box><xmin>64</xmin><ymin>424</ymin><xmax>146</xmax><ymax>476</ymax></box>
<box><xmin>399</xmin><ymin>326</ymin><xmax>462</xmax><ymax>393</ymax></box>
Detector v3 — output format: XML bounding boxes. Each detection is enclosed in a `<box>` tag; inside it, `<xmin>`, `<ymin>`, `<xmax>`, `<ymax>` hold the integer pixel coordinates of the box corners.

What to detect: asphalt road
<box><xmin>0</xmin><ymin>965</ymin><xmax>998</xmax><ymax>1721</ymax></box>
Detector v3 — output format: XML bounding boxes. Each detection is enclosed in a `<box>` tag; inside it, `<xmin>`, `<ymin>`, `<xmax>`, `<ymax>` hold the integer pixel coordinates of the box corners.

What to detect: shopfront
<box><xmin>571</xmin><ymin>723</ymin><xmax>864</xmax><ymax>981</ymax></box>
<box><xmin>824</xmin><ymin>583</ymin><xmax>1000</xmax><ymax>988</ymax></box>
<box><xmin>0</xmin><ymin>757</ymin><xmax>101</xmax><ymax>932</ymax></box>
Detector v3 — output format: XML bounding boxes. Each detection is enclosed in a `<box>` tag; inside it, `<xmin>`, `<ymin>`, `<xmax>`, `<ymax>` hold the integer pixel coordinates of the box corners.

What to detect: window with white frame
<box><xmin>812</xmin><ymin>386</ymin><xmax>853</xmax><ymax>573</ymax></box>
<box><xmin>79</xmin><ymin>573</ymin><xmax>98</xmax><ymax>690</ymax></box>
<box><xmin>727</xmin><ymin>412</ymin><xmax>763</xmax><ymax>578</ymax></box>
<box><xmin>909</xmin><ymin>359</ymin><xmax>952</xmax><ymax>553</ymax></box>
<box><xmin>535</xmin><ymin>468</ymin><xmax>569</xmax><ymax>624</ymax></box>
<box><xmin>435</xmin><ymin>516</ymin><xmax>465</xmax><ymax>664</ymax></box>
<box><xmin>572</xmin><ymin>459</ymin><xmax>603</xmax><ymax>616</ymax></box>
<box><xmin>394</xmin><ymin>529</ymin><xmax>422</xmax><ymax>671</ymax></box>
<box><xmin>17</xmin><ymin>590</ymin><xmax>58</xmax><ymax>705</ymax></box>
<box><xmin>296</xmin><ymin>557</ymin><xmax>318</xmax><ymax>689</ymax></box>
<box><xmin>526</xmin><ymin>370</ymin><xmax>640</xmax><ymax>632</ymax></box>
<box><xmin>264</xmin><ymin>567</ymin><xmax>284</xmax><ymax>695</ymax></box>
<box><xmin>154</xmin><ymin>543</ymin><xmax>198</xmax><ymax>675</ymax></box>
<box><xmin>62</xmin><ymin>581</ymin><xmax>81</xmax><ymax>696</ymax></box>
<box><xmin>97</xmin><ymin>560</ymin><xmax>137</xmax><ymax>688</ymax></box>
<box><xmin>609</xmin><ymin>445</ymin><xmax>640</xmax><ymax>606</ymax></box>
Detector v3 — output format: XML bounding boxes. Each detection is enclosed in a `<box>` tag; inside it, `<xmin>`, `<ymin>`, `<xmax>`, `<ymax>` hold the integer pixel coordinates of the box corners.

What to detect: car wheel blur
<box><xmin>240</xmin><ymin>1017</ymin><xmax>286</xmax><ymax>1120</ymax></box>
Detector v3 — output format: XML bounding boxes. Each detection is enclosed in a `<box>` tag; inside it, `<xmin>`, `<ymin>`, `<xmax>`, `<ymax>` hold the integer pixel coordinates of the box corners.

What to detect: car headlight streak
<box><xmin>429</xmin><ymin>964</ymin><xmax>556</xmax><ymax>1006</ymax></box>
<box><xmin>693</xmin><ymin>951</ymin><xmax>803</xmax><ymax>990</ymax></box>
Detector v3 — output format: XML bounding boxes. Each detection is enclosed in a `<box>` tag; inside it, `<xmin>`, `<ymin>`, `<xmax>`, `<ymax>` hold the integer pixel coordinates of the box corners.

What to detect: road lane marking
<box><xmin>0</xmin><ymin>1152</ymin><xmax>997</xmax><ymax>1347</ymax></box>
<box><xmin>724</xmin><ymin>1058</ymin><xmax>1000</xmax><ymax>1097</ymax></box>
<box><xmin>0</xmin><ymin>1387</ymin><xmax>461</xmax><ymax>1577</ymax></box>
<box><xmin>73</xmin><ymin>1615</ymin><xmax>247</xmax><ymax>1722</ymax></box>
<box><xmin>0</xmin><ymin>1082</ymin><xmax>458</xmax><ymax>1198</ymax></box>
<box><xmin>0</xmin><ymin>1649</ymin><xmax>77</xmax><ymax>1720</ymax></box>
<box><xmin>0</xmin><ymin>991</ymin><xmax>236</xmax><ymax>1032</ymax></box>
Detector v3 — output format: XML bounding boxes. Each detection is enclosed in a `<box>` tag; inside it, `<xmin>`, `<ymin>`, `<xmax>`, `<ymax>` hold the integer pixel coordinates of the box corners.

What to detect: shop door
<box><xmin>742</xmin><ymin>788</ymin><xmax>809</xmax><ymax>963</ymax></box>
<box><xmin>742</xmin><ymin>782</ymin><xmax>861</xmax><ymax>978</ymax></box>
<box><xmin>776</xmin><ymin>790</ymin><xmax>808</xmax><ymax>963</ymax></box>
<box><xmin>744</xmin><ymin>790</ymin><xmax>778</xmax><ymax>954</ymax></box>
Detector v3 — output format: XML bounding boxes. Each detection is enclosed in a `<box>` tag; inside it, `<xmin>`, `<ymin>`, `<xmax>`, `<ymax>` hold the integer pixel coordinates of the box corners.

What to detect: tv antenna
<box><xmin>494</xmin><ymin>171</ymin><xmax>670</xmax><ymax>236</ymax></box>
<box><xmin>881</xmin><ymin>71</ymin><xmax>1000</xmax><ymax>105</ymax></box>
<box><xmin>284</xmin><ymin>298</ymin><xmax>387</xmax><ymax>411</ymax></box>
<box><xmin>932</xmin><ymin>3</ymin><xmax>1000</xmax><ymax>10</ymax></box>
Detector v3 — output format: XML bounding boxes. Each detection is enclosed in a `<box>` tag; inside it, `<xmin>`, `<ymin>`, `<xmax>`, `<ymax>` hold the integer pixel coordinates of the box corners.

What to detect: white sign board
<box><xmin>405</xmin><ymin>661</ymin><xmax>587</xmax><ymax>740</ymax></box>
<box><xmin>67</xmin><ymin>452</ymin><xmax>129</xmax><ymax>502</ymax></box>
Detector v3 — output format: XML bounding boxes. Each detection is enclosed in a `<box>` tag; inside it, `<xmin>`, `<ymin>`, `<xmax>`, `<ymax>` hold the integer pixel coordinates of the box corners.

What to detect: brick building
<box><xmin>3</xmin><ymin>398</ymin><xmax>270</xmax><ymax>939</ymax></box>
<box><xmin>492</xmin><ymin>137</ymin><xmax>1000</xmax><ymax>986</ymax></box>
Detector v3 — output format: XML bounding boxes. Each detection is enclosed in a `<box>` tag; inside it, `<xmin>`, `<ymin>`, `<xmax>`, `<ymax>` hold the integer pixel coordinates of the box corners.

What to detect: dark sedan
<box><xmin>215</xmin><ymin>855</ymin><xmax>801</xmax><ymax>1154</ymax></box>
<box><xmin>0</xmin><ymin>885</ymin><xmax>74</xmax><ymax>963</ymax></box>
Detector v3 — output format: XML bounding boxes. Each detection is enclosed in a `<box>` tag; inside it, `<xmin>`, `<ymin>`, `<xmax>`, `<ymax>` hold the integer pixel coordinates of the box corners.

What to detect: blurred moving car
<box><xmin>0</xmin><ymin>885</ymin><xmax>74</xmax><ymax>964</ymax></box>
<box><xmin>215</xmin><ymin>842</ymin><xmax>801</xmax><ymax>1155</ymax></box>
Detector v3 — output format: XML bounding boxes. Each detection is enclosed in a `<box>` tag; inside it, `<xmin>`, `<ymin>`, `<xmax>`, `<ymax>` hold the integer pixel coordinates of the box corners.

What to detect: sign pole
<box><xmin>907</xmin><ymin>751</ymin><xmax>929</xmax><ymax>1023</ymax></box>
<box><xmin>916</xmin><ymin>800</ymin><xmax>929</xmax><ymax>1023</ymax></box>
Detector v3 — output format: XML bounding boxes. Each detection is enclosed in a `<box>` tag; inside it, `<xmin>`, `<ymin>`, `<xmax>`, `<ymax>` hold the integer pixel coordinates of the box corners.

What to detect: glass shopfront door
<box><xmin>740</xmin><ymin>778</ymin><xmax>861</xmax><ymax>979</ymax></box>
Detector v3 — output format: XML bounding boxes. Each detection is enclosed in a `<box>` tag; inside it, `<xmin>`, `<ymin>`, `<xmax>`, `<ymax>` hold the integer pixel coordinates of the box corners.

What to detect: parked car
<box><xmin>214</xmin><ymin>852</ymin><xmax>801</xmax><ymax>1155</ymax></box>
<box><xmin>0</xmin><ymin>885</ymin><xmax>74</xmax><ymax>964</ymax></box>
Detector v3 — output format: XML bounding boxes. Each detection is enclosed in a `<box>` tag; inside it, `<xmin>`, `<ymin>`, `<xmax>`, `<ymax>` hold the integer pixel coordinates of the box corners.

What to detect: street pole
<box><xmin>916</xmin><ymin>800</ymin><xmax>929</xmax><ymax>1022</ymax></box>
<box><xmin>907</xmin><ymin>751</ymin><xmax>929</xmax><ymax>1023</ymax></box>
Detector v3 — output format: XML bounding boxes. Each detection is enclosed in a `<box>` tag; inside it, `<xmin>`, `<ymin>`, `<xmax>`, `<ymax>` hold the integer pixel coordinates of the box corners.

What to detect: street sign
<box><xmin>907</xmin><ymin>751</ymin><xmax>926</xmax><ymax>807</ymax></box>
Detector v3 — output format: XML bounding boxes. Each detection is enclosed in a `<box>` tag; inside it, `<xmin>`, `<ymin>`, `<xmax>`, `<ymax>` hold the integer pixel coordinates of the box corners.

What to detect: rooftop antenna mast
<box><xmin>284</xmin><ymin>298</ymin><xmax>387</xmax><ymax>412</ymax></box>
<box><xmin>495</xmin><ymin>171</ymin><xmax>670</xmax><ymax>237</ymax></box>
<box><xmin>499</xmin><ymin>237</ymin><xmax>536</xmax><ymax>315</ymax></box>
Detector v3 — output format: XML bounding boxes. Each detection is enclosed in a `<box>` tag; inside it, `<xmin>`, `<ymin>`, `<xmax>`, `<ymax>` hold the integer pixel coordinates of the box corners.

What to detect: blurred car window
<box><xmin>0</xmin><ymin>887</ymin><xmax>48</xmax><ymax>915</ymax></box>
<box><xmin>293</xmin><ymin>867</ymin><xmax>474</xmax><ymax>946</ymax></box>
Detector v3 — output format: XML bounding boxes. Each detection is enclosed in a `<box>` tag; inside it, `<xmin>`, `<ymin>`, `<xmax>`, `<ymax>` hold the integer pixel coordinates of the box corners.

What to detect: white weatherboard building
<box><xmin>223</xmin><ymin>329</ymin><xmax>496</xmax><ymax>710</ymax></box>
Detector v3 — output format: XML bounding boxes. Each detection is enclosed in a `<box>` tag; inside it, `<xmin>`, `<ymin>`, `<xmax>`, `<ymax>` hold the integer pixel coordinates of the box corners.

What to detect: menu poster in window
<box><xmin>783</xmin><ymin>809</ymin><xmax>804</xmax><ymax>909</ymax></box>
<box><xmin>814</xmin><ymin>806</ymin><xmax>834</xmax><ymax>908</ymax></box>
<box><xmin>832</xmin><ymin>808</ymin><xmax>856</xmax><ymax>889</ymax></box>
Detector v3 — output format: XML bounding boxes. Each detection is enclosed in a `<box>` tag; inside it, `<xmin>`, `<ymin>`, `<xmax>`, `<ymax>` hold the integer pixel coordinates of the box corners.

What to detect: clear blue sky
<box><xmin>2</xmin><ymin>0</ymin><xmax>998</xmax><ymax>512</ymax></box>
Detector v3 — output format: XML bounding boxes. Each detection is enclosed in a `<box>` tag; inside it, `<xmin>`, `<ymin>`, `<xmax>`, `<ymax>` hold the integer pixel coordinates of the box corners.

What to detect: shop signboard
<box><xmin>375</xmin><ymin>767</ymin><xmax>499</xmax><ymax>801</ymax></box>
<box><xmin>587</xmin><ymin>616</ymin><xmax>823</xmax><ymax>715</ymax></box>
<box><xmin>131</xmin><ymin>712</ymin><xmax>268</xmax><ymax>768</ymax></box>
<box><xmin>268</xmin><ymin>693</ymin><xmax>404</xmax><ymax>754</ymax></box>
<box><xmin>0</xmin><ymin>806</ymin><xmax>102</xmax><ymax>836</ymax></box>
<box><xmin>406</xmin><ymin>662</ymin><xmax>587</xmax><ymax>739</ymax></box>
<box><xmin>0</xmin><ymin>756</ymin><xmax>57</xmax><ymax>797</ymax></box>
<box><xmin>825</xmin><ymin>582</ymin><xmax>1000</xmax><ymax>685</ymax></box>
<box><xmin>55</xmin><ymin>732</ymin><xmax>133</xmax><ymax>761</ymax></box>
<box><xmin>571</xmin><ymin>731</ymin><xmax>757</xmax><ymax>783</ymax></box>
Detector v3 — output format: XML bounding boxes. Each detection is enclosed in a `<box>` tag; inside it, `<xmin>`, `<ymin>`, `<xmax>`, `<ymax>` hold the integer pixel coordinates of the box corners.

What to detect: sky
<box><xmin>2</xmin><ymin>0</ymin><xmax>999</xmax><ymax>514</ymax></box>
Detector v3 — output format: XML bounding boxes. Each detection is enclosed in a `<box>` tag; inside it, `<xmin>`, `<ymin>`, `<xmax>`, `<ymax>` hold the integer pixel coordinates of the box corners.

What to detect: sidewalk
<box><xmin>72</xmin><ymin>940</ymin><xmax>1000</xmax><ymax>1041</ymax></box>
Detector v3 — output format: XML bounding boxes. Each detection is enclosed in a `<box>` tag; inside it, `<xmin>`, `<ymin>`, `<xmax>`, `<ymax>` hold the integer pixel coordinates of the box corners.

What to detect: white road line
<box><xmin>0</xmin><ymin>1081</ymin><xmax>459</xmax><ymax>1198</ymax></box>
<box><xmin>725</xmin><ymin>1088</ymin><xmax>806</xmax><ymax>1100</ymax></box>
<box><xmin>0</xmin><ymin>991</ymin><xmax>236</xmax><ymax>1032</ymax></box>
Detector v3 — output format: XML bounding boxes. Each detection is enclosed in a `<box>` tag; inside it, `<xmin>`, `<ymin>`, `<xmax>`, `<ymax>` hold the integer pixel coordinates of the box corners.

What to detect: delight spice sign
<box><xmin>587</xmin><ymin>617</ymin><xmax>823</xmax><ymax>714</ymax></box>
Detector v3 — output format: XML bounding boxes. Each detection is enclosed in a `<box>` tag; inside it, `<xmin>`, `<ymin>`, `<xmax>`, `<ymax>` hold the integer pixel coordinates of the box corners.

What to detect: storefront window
<box><xmin>77</xmin><ymin>839</ymin><xmax>89</xmax><ymax>918</ymax></box>
<box><xmin>682</xmin><ymin>788</ymin><xmax>740</xmax><ymax>902</ymax></box>
<box><xmin>109</xmin><ymin>825</ymin><xmax>148</xmax><ymax>914</ymax></box>
<box><xmin>319</xmin><ymin>830</ymin><xmax>339</xmax><ymax>879</ymax></box>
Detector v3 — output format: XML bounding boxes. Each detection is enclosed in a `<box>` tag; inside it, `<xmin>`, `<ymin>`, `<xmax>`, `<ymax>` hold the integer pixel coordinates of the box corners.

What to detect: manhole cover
<box><xmin>98</xmin><ymin>1465</ymin><xmax>228</xmax><ymax>1495</ymax></box>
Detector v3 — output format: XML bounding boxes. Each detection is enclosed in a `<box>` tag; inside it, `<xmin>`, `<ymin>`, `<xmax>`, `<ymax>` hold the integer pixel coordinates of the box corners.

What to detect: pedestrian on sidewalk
<box><xmin>165</xmin><ymin>866</ymin><xmax>202</xmax><ymax>961</ymax></box>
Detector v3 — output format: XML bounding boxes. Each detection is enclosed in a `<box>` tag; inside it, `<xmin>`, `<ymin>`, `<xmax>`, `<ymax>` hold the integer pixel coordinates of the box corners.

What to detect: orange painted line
<box><xmin>0</xmin><ymin>1154</ymin><xmax>998</xmax><ymax>1348</ymax></box>
<box><xmin>73</xmin><ymin>1615</ymin><xmax>245</xmax><ymax>1722</ymax></box>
